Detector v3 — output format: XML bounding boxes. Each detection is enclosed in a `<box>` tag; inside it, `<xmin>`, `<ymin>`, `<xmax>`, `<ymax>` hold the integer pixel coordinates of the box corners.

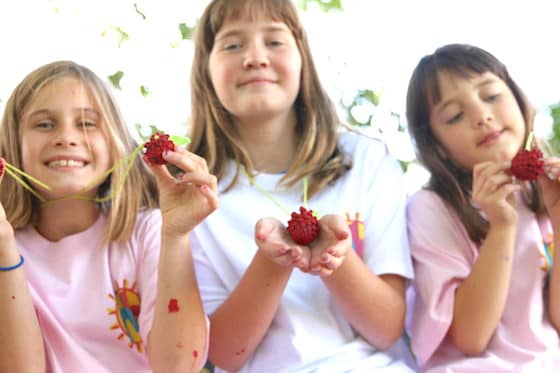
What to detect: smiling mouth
<box><xmin>47</xmin><ymin>160</ymin><xmax>86</xmax><ymax>168</ymax></box>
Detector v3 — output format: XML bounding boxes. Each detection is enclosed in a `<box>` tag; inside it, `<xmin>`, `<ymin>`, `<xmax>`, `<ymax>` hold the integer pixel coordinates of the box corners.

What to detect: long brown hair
<box><xmin>406</xmin><ymin>44</ymin><xmax>545</xmax><ymax>244</ymax></box>
<box><xmin>0</xmin><ymin>61</ymin><xmax>158</xmax><ymax>241</ymax></box>
<box><xmin>189</xmin><ymin>0</ymin><xmax>350</xmax><ymax>197</ymax></box>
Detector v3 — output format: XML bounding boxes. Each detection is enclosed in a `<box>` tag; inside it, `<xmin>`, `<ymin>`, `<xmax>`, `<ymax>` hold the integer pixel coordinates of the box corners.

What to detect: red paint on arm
<box><xmin>168</xmin><ymin>298</ymin><xmax>180</xmax><ymax>313</ymax></box>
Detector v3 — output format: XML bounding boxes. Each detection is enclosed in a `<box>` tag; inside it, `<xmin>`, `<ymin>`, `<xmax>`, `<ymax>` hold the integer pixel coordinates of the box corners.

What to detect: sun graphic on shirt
<box><xmin>107</xmin><ymin>279</ymin><xmax>144</xmax><ymax>353</ymax></box>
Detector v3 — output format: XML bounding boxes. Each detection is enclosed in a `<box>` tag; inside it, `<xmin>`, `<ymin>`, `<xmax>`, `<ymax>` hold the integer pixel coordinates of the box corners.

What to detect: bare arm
<box><xmin>0</xmin><ymin>212</ymin><xmax>45</xmax><ymax>372</ymax></box>
<box><xmin>448</xmin><ymin>223</ymin><xmax>516</xmax><ymax>355</ymax></box>
<box><xmin>539</xmin><ymin>158</ymin><xmax>560</xmax><ymax>331</ymax></box>
<box><xmin>149</xmin><ymin>233</ymin><xmax>208</xmax><ymax>373</ymax></box>
<box><xmin>146</xmin><ymin>148</ymin><xmax>218</xmax><ymax>372</ymax></box>
<box><xmin>208</xmin><ymin>250</ymin><xmax>292</xmax><ymax>371</ymax></box>
<box><xmin>447</xmin><ymin>161</ymin><xmax>519</xmax><ymax>355</ymax></box>
<box><xmin>323</xmin><ymin>249</ymin><xmax>407</xmax><ymax>350</ymax></box>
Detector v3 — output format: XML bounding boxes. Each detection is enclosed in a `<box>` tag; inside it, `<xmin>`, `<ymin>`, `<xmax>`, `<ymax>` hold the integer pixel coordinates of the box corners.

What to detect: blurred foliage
<box><xmin>298</xmin><ymin>0</ymin><xmax>343</xmax><ymax>11</ymax></box>
<box><xmin>101</xmin><ymin>26</ymin><xmax>129</xmax><ymax>48</ymax></box>
<box><xmin>179</xmin><ymin>22</ymin><xmax>196</xmax><ymax>40</ymax></box>
<box><xmin>341</xmin><ymin>89</ymin><xmax>380</xmax><ymax>126</ymax></box>
<box><xmin>133</xmin><ymin>3</ymin><xmax>146</xmax><ymax>20</ymax></box>
<box><xmin>108</xmin><ymin>70</ymin><xmax>124</xmax><ymax>90</ymax></box>
<box><xmin>549</xmin><ymin>102</ymin><xmax>560</xmax><ymax>154</ymax></box>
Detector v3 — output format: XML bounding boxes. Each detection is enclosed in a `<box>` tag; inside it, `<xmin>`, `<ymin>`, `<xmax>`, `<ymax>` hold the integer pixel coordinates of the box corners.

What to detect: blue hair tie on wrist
<box><xmin>0</xmin><ymin>255</ymin><xmax>24</xmax><ymax>271</ymax></box>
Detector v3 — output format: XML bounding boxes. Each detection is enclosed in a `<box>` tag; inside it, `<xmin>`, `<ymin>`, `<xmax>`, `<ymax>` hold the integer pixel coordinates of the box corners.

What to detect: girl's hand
<box><xmin>472</xmin><ymin>161</ymin><xmax>520</xmax><ymax>226</ymax></box>
<box><xmin>539</xmin><ymin>157</ymin><xmax>560</xmax><ymax>225</ymax></box>
<box><xmin>146</xmin><ymin>147</ymin><xmax>218</xmax><ymax>236</ymax></box>
<box><xmin>255</xmin><ymin>218</ymin><xmax>309</xmax><ymax>270</ymax></box>
<box><xmin>308</xmin><ymin>214</ymin><xmax>352</xmax><ymax>277</ymax></box>
<box><xmin>0</xmin><ymin>168</ymin><xmax>16</xmax><ymax>248</ymax></box>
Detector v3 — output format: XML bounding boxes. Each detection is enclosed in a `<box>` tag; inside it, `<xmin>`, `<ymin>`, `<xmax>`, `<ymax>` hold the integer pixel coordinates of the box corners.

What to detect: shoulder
<box><xmin>131</xmin><ymin>208</ymin><xmax>162</xmax><ymax>239</ymax></box>
<box><xmin>338</xmin><ymin>128</ymin><xmax>391</xmax><ymax>158</ymax></box>
<box><xmin>407</xmin><ymin>189</ymin><xmax>453</xmax><ymax>225</ymax></box>
<box><xmin>338</xmin><ymin>129</ymin><xmax>402</xmax><ymax>173</ymax></box>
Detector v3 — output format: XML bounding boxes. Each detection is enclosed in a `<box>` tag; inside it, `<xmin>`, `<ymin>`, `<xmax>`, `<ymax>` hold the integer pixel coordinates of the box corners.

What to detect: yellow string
<box><xmin>4</xmin><ymin>163</ymin><xmax>51</xmax><ymax>191</ymax></box>
<box><xmin>4</xmin><ymin>167</ymin><xmax>47</xmax><ymax>202</ymax></box>
<box><xmin>241</xmin><ymin>167</ymin><xmax>312</xmax><ymax>216</ymax></box>
<box><xmin>41</xmin><ymin>143</ymin><xmax>144</xmax><ymax>207</ymax></box>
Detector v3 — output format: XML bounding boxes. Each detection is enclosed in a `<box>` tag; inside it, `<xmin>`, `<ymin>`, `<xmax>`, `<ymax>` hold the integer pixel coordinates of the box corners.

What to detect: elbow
<box><xmin>209</xmin><ymin>354</ymin><xmax>246</xmax><ymax>373</ymax></box>
<box><xmin>367</xmin><ymin>318</ymin><xmax>406</xmax><ymax>352</ymax></box>
<box><xmin>449</xmin><ymin>328</ymin><xmax>489</xmax><ymax>357</ymax></box>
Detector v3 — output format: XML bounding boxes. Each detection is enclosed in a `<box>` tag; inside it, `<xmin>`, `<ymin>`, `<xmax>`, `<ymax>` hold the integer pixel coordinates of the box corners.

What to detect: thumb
<box><xmin>255</xmin><ymin>218</ymin><xmax>276</xmax><ymax>242</ymax></box>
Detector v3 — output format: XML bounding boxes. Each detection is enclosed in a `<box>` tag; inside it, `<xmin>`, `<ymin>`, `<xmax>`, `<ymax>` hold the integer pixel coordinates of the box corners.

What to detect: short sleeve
<box><xmin>191</xmin><ymin>229</ymin><xmax>232</xmax><ymax>315</ymax></box>
<box><xmin>133</xmin><ymin>209</ymin><xmax>163</xmax><ymax>345</ymax></box>
<box><xmin>363</xmin><ymin>145</ymin><xmax>413</xmax><ymax>278</ymax></box>
<box><xmin>407</xmin><ymin>190</ymin><xmax>477</xmax><ymax>364</ymax></box>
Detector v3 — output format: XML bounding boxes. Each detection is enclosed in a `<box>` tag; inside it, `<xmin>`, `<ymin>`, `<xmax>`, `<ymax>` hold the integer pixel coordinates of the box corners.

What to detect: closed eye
<box><xmin>446</xmin><ymin>112</ymin><xmax>463</xmax><ymax>124</ymax></box>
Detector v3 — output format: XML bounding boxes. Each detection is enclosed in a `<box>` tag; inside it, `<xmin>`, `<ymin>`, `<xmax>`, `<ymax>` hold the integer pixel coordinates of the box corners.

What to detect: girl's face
<box><xmin>429</xmin><ymin>71</ymin><xmax>526</xmax><ymax>170</ymax></box>
<box><xmin>20</xmin><ymin>77</ymin><xmax>111</xmax><ymax>200</ymax></box>
<box><xmin>208</xmin><ymin>17</ymin><xmax>302</xmax><ymax>122</ymax></box>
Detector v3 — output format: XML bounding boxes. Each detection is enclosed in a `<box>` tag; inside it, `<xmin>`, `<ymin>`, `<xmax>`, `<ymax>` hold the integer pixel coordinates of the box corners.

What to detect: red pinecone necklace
<box><xmin>243</xmin><ymin>167</ymin><xmax>320</xmax><ymax>245</ymax></box>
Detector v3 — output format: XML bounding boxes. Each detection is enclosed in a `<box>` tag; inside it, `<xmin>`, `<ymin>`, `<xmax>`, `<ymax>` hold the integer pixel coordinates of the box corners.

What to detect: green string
<box><xmin>41</xmin><ymin>143</ymin><xmax>144</xmax><ymax>207</ymax></box>
<box><xmin>241</xmin><ymin>167</ymin><xmax>313</xmax><ymax>216</ymax></box>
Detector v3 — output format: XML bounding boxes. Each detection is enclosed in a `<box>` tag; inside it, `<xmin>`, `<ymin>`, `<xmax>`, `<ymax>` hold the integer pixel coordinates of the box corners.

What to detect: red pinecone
<box><xmin>287</xmin><ymin>206</ymin><xmax>319</xmax><ymax>245</ymax></box>
<box><xmin>510</xmin><ymin>148</ymin><xmax>544</xmax><ymax>181</ymax></box>
<box><xmin>143</xmin><ymin>132</ymin><xmax>175</xmax><ymax>165</ymax></box>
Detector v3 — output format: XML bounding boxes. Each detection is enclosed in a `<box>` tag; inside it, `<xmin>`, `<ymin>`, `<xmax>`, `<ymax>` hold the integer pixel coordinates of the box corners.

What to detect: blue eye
<box><xmin>79</xmin><ymin>121</ymin><xmax>96</xmax><ymax>128</ymax></box>
<box><xmin>36</xmin><ymin>121</ymin><xmax>54</xmax><ymax>129</ymax></box>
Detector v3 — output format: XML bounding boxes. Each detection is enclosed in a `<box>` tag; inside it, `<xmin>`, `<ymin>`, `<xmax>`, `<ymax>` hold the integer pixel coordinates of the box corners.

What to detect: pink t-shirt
<box><xmin>407</xmin><ymin>190</ymin><xmax>560</xmax><ymax>372</ymax></box>
<box><xmin>16</xmin><ymin>209</ymin><xmax>161</xmax><ymax>373</ymax></box>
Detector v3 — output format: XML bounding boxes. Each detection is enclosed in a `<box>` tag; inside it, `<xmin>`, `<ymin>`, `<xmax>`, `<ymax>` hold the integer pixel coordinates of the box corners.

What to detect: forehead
<box><xmin>430</xmin><ymin>70</ymin><xmax>501</xmax><ymax>105</ymax></box>
<box><xmin>27</xmin><ymin>77</ymin><xmax>95</xmax><ymax>109</ymax></box>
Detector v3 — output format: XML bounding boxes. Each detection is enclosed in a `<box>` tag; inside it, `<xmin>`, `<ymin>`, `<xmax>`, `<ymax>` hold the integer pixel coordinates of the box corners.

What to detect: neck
<box><xmin>35</xmin><ymin>199</ymin><xmax>101</xmax><ymax>241</ymax></box>
<box><xmin>236</xmin><ymin>110</ymin><xmax>298</xmax><ymax>173</ymax></box>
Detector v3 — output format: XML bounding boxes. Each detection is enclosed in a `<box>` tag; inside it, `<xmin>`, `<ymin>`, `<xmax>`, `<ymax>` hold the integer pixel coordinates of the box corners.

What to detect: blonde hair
<box><xmin>0</xmin><ymin>61</ymin><xmax>158</xmax><ymax>241</ymax></box>
<box><xmin>189</xmin><ymin>0</ymin><xmax>350</xmax><ymax>197</ymax></box>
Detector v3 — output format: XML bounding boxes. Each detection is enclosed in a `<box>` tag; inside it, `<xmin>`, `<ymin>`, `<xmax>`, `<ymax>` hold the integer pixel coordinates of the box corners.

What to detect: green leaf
<box><xmin>298</xmin><ymin>0</ymin><xmax>343</xmax><ymax>12</ymax></box>
<box><xmin>115</xmin><ymin>27</ymin><xmax>129</xmax><ymax>47</ymax></box>
<box><xmin>179</xmin><ymin>22</ymin><xmax>195</xmax><ymax>40</ymax></box>
<box><xmin>108</xmin><ymin>71</ymin><xmax>124</xmax><ymax>90</ymax></box>
<box><xmin>140</xmin><ymin>85</ymin><xmax>149</xmax><ymax>97</ymax></box>
<box><xmin>170</xmin><ymin>135</ymin><xmax>191</xmax><ymax>146</ymax></box>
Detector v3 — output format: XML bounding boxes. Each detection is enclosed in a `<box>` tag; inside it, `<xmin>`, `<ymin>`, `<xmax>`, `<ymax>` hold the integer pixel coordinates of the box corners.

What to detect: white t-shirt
<box><xmin>192</xmin><ymin>131</ymin><xmax>416</xmax><ymax>373</ymax></box>
<box><xmin>16</xmin><ymin>209</ymin><xmax>160</xmax><ymax>373</ymax></box>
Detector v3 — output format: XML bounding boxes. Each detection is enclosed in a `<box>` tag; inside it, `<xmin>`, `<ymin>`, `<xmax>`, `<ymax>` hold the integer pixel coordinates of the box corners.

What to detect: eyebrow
<box><xmin>27</xmin><ymin>107</ymin><xmax>100</xmax><ymax>119</ymax></box>
<box><xmin>435</xmin><ymin>77</ymin><xmax>499</xmax><ymax>115</ymax></box>
<box><xmin>215</xmin><ymin>24</ymin><xmax>290</xmax><ymax>42</ymax></box>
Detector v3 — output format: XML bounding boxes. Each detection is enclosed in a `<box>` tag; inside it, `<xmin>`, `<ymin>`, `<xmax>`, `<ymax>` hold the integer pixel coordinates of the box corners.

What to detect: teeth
<box><xmin>48</xmin><ymin>160</ymin><xmax>85</xmax><ymax>168</ymax></box>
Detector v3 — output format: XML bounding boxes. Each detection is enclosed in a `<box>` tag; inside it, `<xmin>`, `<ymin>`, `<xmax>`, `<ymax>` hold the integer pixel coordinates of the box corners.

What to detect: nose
<box><xmin>54</xmin><ymin>126</ymin><xmax>79</xmax><ymax>147</ymax></box>
<box><xmin>474</xmin><ymin>105</ymin><xmax>494</xmax><ymax>127</ymax></box>
<box><xmin>243</xmin><ymin>43</ymin><xmax>269</xmax><ymax>69</ymax></box>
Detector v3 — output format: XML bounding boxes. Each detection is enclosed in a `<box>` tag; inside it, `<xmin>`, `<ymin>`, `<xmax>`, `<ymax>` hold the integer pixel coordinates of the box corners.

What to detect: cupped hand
<box><xmin>145</xmin><ymin>147</ymin><xmax>218</xmax><ymax>236</ymax></box>
<box><xmin>255</xmin><ymin>217</ymin><xmax>310</xmax><ymax>270</ymax></box>
<box><xmin>307</xmin><ymin>214</ymin><xmax>351</xmax><ymax>277</ymax></box>
<box><xmin>472</xmin><ymin>161</ymin><xmax>520</xmax><ymax>226</ymax></box>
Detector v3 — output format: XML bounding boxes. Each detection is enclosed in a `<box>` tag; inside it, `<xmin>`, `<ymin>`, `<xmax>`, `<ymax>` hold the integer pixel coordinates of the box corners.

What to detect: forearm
<box><xmin>449</xmin><ymin>223</ymin><xmax>516</xmax><ymax>355</ymax></box>
<box><xmin>547</xmin><ymin>222</ymin><xmax>560</xmax><ymax>332</ymax></box>
<box><xmin>0</xmin><ymin>246</ymin><xmax>45</xmax><ymax>372</ymax></box>
<box><xmin>209</xmin><ymin>250</ymin><xmax>292</xmax><ymax>371</ymax></box>
<box><xmin>323</xmin><ymin>250</ymin><xmax>405</xmax><ymax>350</ymax></box>
<box><xmin>148</xmin><ymin>233</ymin><xmax>207</xmax><ymax>373</ymax></box>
